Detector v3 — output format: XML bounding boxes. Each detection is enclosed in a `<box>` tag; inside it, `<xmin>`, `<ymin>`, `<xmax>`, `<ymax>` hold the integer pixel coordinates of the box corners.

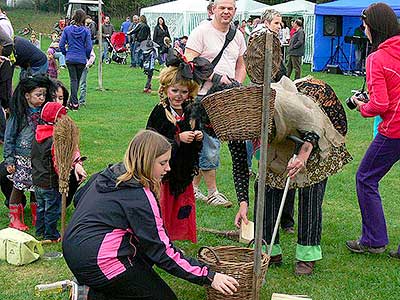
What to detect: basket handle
<box><xmin>198</xmin><ymin>246</ymin><xmax>221</xmax><ymax>265</ymax></box>
<box><xmin>247</xmin><ymin>238</ymin><xmax>268</xmax><ymax>250</ymax></box>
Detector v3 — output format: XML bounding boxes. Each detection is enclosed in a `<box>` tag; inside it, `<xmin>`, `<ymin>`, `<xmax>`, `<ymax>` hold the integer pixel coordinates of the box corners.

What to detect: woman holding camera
<box><xmin>346</xmin><ymin>3</ymin><xmax>400</xmax><ymax>260</ymax></box>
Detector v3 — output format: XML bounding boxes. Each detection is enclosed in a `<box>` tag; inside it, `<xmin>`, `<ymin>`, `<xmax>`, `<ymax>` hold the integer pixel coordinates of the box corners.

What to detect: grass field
<box><xmin>1</xmin><ymin>9</ymin><xmax>400</xmax><ymax>300</ymax></box>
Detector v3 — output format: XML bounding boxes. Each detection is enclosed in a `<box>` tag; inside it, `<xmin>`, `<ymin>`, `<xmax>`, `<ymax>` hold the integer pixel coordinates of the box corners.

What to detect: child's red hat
<box><xmin>41</xmin><ymin>102</ymin><xmax>67</xmax><ymax>124</ymax></box>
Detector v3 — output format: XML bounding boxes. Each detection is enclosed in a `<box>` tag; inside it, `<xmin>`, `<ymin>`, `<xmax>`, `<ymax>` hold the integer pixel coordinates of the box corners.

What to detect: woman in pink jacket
<box><xmin>346</xmin><ymin>3</ymin><xmax>400</xmax><ymax>260</ymax></box>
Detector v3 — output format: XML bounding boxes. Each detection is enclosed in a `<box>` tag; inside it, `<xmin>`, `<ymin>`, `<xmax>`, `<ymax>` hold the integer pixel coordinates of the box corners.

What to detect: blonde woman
<box><xmin>63</xmin><ymin>130</ymin><xmax>238</xmax><ymax>299</ymax></box>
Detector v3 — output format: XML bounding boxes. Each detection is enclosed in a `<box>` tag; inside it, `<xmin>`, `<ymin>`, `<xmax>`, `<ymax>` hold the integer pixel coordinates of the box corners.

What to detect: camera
<box><xmin>346</xmin><ymin>91</ymin><xmax>369</xmax><ymax>110</ymax></box>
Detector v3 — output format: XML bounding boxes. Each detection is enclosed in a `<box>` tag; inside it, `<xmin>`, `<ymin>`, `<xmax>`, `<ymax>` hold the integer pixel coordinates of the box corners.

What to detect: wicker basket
<box><xmin>201</xmin><ymin>85</ymin><xmax>275</xmax><ymax>141</ymax></box>
<box><xmin>198</xmin><ymin>244</ymin><xmax>270</xmax><ymax>300</ymax></box>
<box><xmin>244</xmin><ymin>31</ymin><xmax>282</xmax><ymax>84</ymax></box>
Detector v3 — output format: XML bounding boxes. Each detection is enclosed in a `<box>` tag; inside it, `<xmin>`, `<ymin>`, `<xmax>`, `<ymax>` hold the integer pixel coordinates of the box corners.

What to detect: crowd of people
<box><xmin>1</xmin><ymin>0</ymin><xmax>400</xmax><ymax>299</ymax></box>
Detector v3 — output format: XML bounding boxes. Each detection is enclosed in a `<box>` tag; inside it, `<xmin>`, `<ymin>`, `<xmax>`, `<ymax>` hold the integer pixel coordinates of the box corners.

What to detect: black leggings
<box><xmin>66</xmin><ymin>63</ymin><xmax>86</xmax><ymax>107</ymax></box>
<box><xmin>88</xmin><ymin>257</ymin><xmax>177</xmax><ymax>300</ymax></box>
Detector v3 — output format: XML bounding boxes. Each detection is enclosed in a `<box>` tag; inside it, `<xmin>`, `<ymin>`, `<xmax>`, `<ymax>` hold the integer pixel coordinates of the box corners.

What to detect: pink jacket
<box><xmin>361</xmin><ymin>35</ymin><xmax>400</xmax><ymax>138</ymax></box>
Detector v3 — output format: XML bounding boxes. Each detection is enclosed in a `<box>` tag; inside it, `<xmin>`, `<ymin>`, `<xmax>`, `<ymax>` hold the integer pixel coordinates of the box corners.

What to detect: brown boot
<box><xmin>31</xmin><ymin>202</ymin><xmax>38</xmax><ymax>226</ymax></box>
<box><xmin>9</xmin><ymin>204</ymin><xmax>29</xmax><ymax>231</ymax></box>
<box><xmin>294</xmin><ymin>260</ymin><xmax>315</xmax><ymax>276</ymax></box>
<box><xmin>269</xmin><ymin>254</ymin><xmax>283</xmax><ymax>266</ymax></box>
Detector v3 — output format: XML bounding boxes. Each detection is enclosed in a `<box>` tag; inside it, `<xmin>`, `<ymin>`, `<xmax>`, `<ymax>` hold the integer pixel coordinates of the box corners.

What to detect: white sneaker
<box><xmin>206</xmin><ymin>191</ymin><xmax>232</xmax><ymax>208</ymax></box>
<box><xmin>194</xmin><ymin>188</ymin><xmax>208</xmax><ymax>202</ymax></box>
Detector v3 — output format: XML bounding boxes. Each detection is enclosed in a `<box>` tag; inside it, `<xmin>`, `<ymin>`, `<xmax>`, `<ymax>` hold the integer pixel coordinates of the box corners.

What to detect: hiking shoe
<box><xmin>346</xmin><ymin>239</ymin><xmax>386</xmax><ymax>254</ymax></box>
<box><xmin>269</xmin><ymin>254</ymin><xmax>283</xmax><ymax>267</ymax></box>
<box><xmin>194</xmin><ymin>189</ymin><xmax>208</xmax><ymax>202</ymax></box>
<box><xmin>295</xmin><ymin>261</ymin><xmax>315</xmax><ymax>276</ymax></box>
<box><xmin>389</xmin><ymin>250</ymin><xmax>400</xmax><ymax>260</ymax></box>
<box><xmin>206</xmin><ymin>191</ymin><xmax>232</xmax><ymax>208</ymax></box>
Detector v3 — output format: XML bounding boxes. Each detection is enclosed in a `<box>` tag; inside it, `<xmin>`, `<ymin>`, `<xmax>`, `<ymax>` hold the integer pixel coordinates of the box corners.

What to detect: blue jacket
<box><xmin>4</xmin><ymin>108</ymin><xmax>40</xmax><ymax>166</ymax></box>
<box><xmin>59</xmin><ymin>25</ymin><xmax>92</xmax><ymax>64</ymax></box>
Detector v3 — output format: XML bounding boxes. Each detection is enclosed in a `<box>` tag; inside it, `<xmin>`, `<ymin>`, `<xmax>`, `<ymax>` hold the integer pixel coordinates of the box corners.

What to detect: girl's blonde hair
<box><xmin>158</xmin><ymin>66</ymin><xmax>199</xmax><ymax>126</ymax></box>
<box><xmin>117</xmin><ymin>130</ymin><xmax>171</xmax><ymax>198</ymax></box>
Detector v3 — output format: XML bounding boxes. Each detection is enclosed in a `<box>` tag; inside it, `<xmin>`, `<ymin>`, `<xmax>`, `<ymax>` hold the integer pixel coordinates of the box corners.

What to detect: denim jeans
<box><xmin>66</xmin><ymin>63</ymin><xmax>85</xmax><ymax>107</ymax></box>
<box><xmin>130</xmin><ymin>41</ymin><xmax>139</xmax><ymax>67</ymax></box>
<box><xmin>54</xmin><ymin>51</ymin><xmax>66</xmax><ymax>66</ymax></box>
<box><xmin>35</xmin><ymin>186</ymin><xmax>61</xmax><ymax>240</ymax></box>
<box><xmin>102</xmin><ymin>40</ymin><xmax>109</xmax><ymax>62</ymax></box>
<box><xmin>20</xmin><ymin>61</ymin><xmax>48</xmax><ymax>80</ymax></box>
<box><xmin>198</xmin><ymin>131</ymin><xmax>221</xmax><ymax>170</ymax></box>
<box><xmin>79</xmin><ymin>67</ymin><xmax>88</xmax><ymax>105</ymax></box>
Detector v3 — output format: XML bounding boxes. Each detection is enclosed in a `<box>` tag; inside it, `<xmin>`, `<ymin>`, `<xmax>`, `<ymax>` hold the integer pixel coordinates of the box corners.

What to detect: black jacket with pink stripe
<box><xmin>62</xmin><ymin>163</ymin><xmax>215</xmax><ymax>288</ymax></box>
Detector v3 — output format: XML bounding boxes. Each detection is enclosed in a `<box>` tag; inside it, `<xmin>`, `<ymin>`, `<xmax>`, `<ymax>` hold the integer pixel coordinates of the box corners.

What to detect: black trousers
<box><xmin>255</xmin><ymin>179</ymin><xmax>327</xmax><ymax>246</ymax></box>
<box><xmin>88</xmin><ymin>257</ymin><xmax>177</xmax><ymax>300</ymax></box>
<box><xmin>0</xmin><ymin>61</ymin><xmax>13</xmax><ymax>141</ymax></box>
<box><xmin>66</xmin><ymin>63</ymin><xmax>86</xmax><ymax>107</ymax></box>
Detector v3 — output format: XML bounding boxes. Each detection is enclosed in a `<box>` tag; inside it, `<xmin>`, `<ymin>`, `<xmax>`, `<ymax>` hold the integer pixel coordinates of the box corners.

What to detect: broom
<box><xmin>53</xmin><ymin>115</ymin><xmax>79</xmax><ymax>238</ymax></box>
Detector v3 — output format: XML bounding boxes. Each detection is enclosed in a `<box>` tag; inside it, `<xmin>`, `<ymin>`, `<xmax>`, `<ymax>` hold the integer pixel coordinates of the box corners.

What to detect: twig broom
<box><xmin>53</xmin><ymin>115</ymin><xmax>79</xmax><ymax>238</ymax></box>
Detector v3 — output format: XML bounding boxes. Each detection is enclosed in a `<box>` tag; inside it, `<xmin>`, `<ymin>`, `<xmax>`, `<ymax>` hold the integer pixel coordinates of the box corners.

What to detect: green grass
<box><xmin>1</xmin><ymin>9</ymin><xmax>400</xmax><ymax>300</ymax></box>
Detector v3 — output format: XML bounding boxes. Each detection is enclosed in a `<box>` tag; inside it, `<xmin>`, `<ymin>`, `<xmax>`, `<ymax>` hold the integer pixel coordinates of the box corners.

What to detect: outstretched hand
<box><xmin>211</xmin><ymin>273</ymin><xmax>239</xmax><ymax>295</ymax></box>
<box><xmin>234</xmin><ymin>202</ymin><xmax>249</xmax><ymax>228</ymax></box>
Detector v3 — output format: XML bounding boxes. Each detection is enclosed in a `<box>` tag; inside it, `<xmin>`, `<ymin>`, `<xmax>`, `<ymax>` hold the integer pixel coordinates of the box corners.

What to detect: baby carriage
<box><xmin>106</xmin><ymin>32</ymin><xmax>128</xmax><ymax>64</ymax></box>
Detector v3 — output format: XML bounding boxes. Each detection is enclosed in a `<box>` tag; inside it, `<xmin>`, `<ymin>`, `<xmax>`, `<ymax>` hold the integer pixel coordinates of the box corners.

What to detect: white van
<box><xmin>65</xmin><ymin>0</ymin><xmax>104</xmax><ymax>21</ymax></box>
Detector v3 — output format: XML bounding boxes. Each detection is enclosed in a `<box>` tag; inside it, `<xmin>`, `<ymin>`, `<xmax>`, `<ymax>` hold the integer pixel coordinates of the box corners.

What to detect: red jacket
<box><xmin>361</xmin><ymin>35</ymin><xmax>400</xmax><ymax>138</ymax></box>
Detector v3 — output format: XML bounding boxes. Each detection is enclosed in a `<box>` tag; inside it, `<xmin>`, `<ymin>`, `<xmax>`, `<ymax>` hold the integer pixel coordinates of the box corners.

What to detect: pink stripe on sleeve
<box><xmin>97</xmin><ymin>229</ymin><xmax>127</xmax><ymax>280</ymax></box>
<box><xmin>143</xmin><ymin>188</ymin><xmax>209</xmax><ymax>277</ymax></box>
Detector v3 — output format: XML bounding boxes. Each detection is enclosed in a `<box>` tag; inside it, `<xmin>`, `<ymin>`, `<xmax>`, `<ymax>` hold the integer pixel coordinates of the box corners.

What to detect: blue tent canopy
<box><xmin>315</xmin><ymin>0</ymin><xmax>400</xmax><ymax>16</ymax></box>
<box><xmin>313</xmin><ymin>0</ymin><xmax>400</xmax><ymax>72</ymax></box>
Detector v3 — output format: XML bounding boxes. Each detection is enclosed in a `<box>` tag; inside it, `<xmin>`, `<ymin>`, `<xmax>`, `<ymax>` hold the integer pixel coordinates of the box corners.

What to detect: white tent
<box><xmin>249</xmin><ymin>0</ymin><xmax>316</xmax><ymax>64</ymax></box>
<box><xmin>250</xmin><ymin>0</ymin><xmax>315</xmax><ymax>15</ymax></box>
<box><xmin>141</xmin><ymin>0</ymin><xmax>269</xmax><ymax>39</ymax></box>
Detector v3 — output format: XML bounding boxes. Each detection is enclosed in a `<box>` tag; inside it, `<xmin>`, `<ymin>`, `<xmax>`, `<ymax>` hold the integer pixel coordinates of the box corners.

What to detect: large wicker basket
<box><xmin>244</xmin><ymin>31</ymin><xmax>283</xmax><ymax>84</ymax></box>
<box><xmin>201</xmin><ymin>85</ymin><xmax>275</xmax><ymax>141</ymax></box>
<box><xmin>198</xmin><ymin>245</ymin><xmax>270</xmax><ymax>300</ymax></box>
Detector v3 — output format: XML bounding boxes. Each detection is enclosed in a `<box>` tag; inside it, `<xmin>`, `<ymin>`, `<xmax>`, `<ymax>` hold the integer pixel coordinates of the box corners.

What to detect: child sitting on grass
<box><xmin>31</xmin><ymin>102</ymin><xmax>87</xmax><ymax>242</ymax></box>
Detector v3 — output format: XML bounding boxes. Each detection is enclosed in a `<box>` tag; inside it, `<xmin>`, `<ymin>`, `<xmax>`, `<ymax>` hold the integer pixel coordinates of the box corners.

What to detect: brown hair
<box><xmin>362</xmin><ymin>3</ymin><xmax>400</xmax><ymax>51</ymax></box>
<box><xmin>140</xmin><ymin>15</ymin><xmax>147</xmax><ymax>24</ymax></box>
<box><xmin>117</xmin><ymin>130</ymin><xmax>171</xmax><ymax>198</ymax></box>
<box><xmin>72</xmin><ymin>9</ymin><xmax>87</xmax><ymax>26</ymax></box>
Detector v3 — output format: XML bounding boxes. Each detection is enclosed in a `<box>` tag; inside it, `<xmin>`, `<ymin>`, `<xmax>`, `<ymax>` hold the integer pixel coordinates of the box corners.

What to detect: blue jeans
<box><xmin>245</xmin><ymin>140</ymin><xmax>253</xmax><ymax>171</ymax></box>
<box><xmin>102</xmin><ymin>40</ymin><xmax>109</xmax><ymax>62</ymax></box>
<box><xmin>199</xmin><ymin>132</ymin><xmax>221</xmax><ymax>170</ymax></box>
<box><xmin>20</xmin><ymin>61</ymin><xmax>48</xmax><ymax>79</ymax></box>
<box><xmin>79</xmin><ymin>67</ymin><xmax>88</xmax><ymax>104</ymax></box>
<box><xmin>130</xmin><ymin>41</ymin><xmax>139</xmax><ymax>67</ymax></box>
<box><xmin>54</xmin><ymin>51</ymin><xmax>66</xmax><ymax>66</ymax></box>
<box><xmin>35</xmin><ymin>186</ymin><xmax>61</xmax><ymax>240</ymax></box>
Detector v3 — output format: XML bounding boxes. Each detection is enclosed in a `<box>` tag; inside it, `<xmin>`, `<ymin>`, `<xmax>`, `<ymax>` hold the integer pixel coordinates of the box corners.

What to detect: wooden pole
<box><xmin>61</xmin><ymin>193</ymin><xmax>67</xmax><ymax>238</ymax></box>
<box><xmin>252</xmin><ymin>31</ymin><xmax>273</xmax><ymax>300</ymax></box>
<box><xmin>97</xmin><ymin>0</ymin><xmax>103</xmax><ymax>90</ymax></box>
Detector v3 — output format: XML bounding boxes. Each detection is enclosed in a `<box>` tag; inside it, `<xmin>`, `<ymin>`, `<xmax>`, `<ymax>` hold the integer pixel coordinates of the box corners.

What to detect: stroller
<box><xmin>105</xmin><ymin>32</ymin><xmax>128</xmax><ymax>64</ymax></box>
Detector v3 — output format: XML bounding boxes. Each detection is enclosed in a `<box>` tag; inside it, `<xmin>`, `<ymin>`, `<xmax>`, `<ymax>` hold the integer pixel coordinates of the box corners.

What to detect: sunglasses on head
<box><xmin>361</xmin><ymin>8</ymin><xmax>367</xmax><ymax>20</ymax></box>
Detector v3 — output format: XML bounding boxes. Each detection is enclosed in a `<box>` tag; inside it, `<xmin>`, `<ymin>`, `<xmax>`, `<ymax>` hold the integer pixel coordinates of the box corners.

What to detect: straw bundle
<box><xmin>53</xmin><ymin>115</ymin><xmax>79</xmax><ymax>194</ymax></box>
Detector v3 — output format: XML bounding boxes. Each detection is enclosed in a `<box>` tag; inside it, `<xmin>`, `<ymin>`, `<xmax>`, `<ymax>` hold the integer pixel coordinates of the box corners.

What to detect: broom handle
<box><xmin>267</xmin><ymin>154</ymin><xmax>296</xmax><ymax>257</ymax></box>
<box><xmin>61</xmin><ymin>192</ymin><xmax>67</xmax><ymax>239</ymax></box>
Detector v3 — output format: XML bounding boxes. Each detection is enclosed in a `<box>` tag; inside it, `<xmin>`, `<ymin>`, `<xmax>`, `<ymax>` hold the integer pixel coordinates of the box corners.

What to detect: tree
<box><xmin>104</xmin><ymin>0</ymin><xmax>171</xmax><ymax>17</ymax></box>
